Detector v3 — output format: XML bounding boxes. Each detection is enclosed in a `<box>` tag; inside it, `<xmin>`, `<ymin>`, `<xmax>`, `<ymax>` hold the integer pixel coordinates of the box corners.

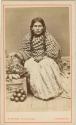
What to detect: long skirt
<box><xmin>24</xmin><ymin>56</ymin><xmax>70</xmax><ymax>100</ymax></box>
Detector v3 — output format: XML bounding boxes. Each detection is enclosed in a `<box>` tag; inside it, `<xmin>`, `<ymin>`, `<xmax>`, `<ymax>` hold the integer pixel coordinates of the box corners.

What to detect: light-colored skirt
<box><xmin>24</xmin><ymin>56</ymin><xmax>70</xmax><ymax>100</ymax></box>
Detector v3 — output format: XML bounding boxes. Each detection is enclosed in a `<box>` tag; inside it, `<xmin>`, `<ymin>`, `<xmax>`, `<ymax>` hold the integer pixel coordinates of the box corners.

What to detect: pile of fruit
<box><xmin>10</xmin><ymin>88</ymin><xmax>27</xmax><ymax>102</ymax></box>
<box><xmin>6</xmin><ymin>55</ymin><xmax>28</xmax><ymax>78</ymax></box>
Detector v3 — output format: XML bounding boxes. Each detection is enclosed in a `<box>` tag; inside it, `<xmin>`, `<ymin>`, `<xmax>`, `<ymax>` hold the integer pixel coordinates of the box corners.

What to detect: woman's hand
<box><xmin>34</xmin><ymin>56</ymin><xmax>43</xmax><ymax>62</ymax></box>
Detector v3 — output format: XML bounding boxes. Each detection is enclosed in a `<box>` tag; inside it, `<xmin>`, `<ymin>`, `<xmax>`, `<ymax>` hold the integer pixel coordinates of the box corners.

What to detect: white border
<box><xmin>0</xmin><ymin>1</ymin><xmax>76</xmax><ymax>125</ymax></box>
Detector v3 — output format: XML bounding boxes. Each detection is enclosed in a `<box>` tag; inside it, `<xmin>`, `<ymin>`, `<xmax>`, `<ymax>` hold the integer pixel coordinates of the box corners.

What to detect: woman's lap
<box><xmin>24</xmin><ymin>56</ymin><xmax>63</xmax><ymax>100</ymax></box>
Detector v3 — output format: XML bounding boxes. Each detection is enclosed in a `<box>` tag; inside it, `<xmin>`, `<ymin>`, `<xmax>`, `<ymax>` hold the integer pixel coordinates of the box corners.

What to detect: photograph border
<box><xmin>1</xmin><ymin>1</ymin><xmax>75</xmax><ymax>124</ymax></box>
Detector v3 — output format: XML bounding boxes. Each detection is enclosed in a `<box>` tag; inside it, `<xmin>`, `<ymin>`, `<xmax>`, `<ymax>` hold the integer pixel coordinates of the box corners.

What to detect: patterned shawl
<box><xmin>17</xmin><ymin>31</ymin><xmax>61</xmax><ymax>61</ymax></box>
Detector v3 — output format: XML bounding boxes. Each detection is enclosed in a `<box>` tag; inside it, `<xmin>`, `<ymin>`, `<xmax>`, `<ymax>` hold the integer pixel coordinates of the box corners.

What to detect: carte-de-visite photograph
<box><xmin>5</xmin><ymin>6</ymin><xmax>71</xmax><ymax>113</ymax></box>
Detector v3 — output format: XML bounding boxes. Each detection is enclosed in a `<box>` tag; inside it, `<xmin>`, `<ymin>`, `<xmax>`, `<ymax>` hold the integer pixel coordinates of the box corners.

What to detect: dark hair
<box><xmin>30</xmin><ymin>17</ymin><xmax>46</xmax><ymax>37</ymax></box>
<box><xmin>30</xmin><ymin>17</ymin><xmax>46</xmax><ymax>51</ymax></box>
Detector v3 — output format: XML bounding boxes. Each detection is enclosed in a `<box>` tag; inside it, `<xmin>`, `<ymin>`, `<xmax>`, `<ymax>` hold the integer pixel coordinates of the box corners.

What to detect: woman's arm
<box><xmin>45</xmin><ymin>32</ymin><xmax>63</xmax><ymax>71</ymax></box>
<box><xmin>16</xmin><ymin>33</ymin><xmax>31</xmax><ymax>64</ymax></box>
<box><xmin>45</xmin><ymin>32</ymin><xmax>61</xmax><ymax>58</ymax></box>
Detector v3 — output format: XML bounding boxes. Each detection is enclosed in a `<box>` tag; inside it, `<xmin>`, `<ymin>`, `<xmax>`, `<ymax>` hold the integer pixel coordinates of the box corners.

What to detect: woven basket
<box><xmin>6</xmin><ymin>77</ymin><xmax>27</xmax><ymax>98</ymax></box>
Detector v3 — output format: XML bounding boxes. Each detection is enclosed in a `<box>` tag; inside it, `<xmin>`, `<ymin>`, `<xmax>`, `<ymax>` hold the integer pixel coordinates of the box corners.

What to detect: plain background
<box><xmin>5</xmin><ymin>7</ymin><xmax>70</xmax><ymax>56</ymax></box>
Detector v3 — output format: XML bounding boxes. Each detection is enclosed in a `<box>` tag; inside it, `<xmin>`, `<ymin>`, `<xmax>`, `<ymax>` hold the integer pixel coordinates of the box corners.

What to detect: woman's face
<box><xmin>32</xmin><ymin>21</ymin><xmax>44</xmax><ymax>35</ymax></box>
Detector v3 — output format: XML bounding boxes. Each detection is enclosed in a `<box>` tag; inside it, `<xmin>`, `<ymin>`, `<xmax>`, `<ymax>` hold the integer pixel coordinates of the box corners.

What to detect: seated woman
<box><xmin>9</xmin><ymin>17</ymin><xmax>70</xmax><ymax>100</ymax></box>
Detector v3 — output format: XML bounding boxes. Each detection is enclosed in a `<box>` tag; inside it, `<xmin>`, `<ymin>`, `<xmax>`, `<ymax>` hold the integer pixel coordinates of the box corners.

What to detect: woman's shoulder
<box><xmin>45</xmin><ymin>31</ymin><xmax>55</xmax><ymax>41</ymax></box>
<box><xmin>45</xmin><ymin>31</ymin><xmax>61</xmax><ymax>48</ymax></box>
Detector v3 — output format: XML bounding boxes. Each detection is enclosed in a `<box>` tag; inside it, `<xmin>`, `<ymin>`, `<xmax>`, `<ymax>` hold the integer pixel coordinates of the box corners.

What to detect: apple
<box><xmin>20</xmin><ymin>96</ymin><xmax>26</xmax><ymax>102</ymax></box>
<box><xmin>10</xmin><ymin>96</ymin><xmax>14</xmax><ymax>101</ymax></box>
<box><xmin>17</xmin><ymin>92</ymin><xmax>22</xmax><ymax>97</ymax></box>
<box><xmin>15</xmin><ymin>97</ymin><xmax>19</xmax><ymax>102</ymax></box>
<box><xmin>13</xmin><ymin>92</ymin><xmax>17</xmax><ymax>97</ymax></box>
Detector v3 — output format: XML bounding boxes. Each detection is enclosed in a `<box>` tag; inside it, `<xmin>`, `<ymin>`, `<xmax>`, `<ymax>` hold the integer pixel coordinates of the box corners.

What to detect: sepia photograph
<box><xmin>5</xmin><ymin>6</ymin><xmax>71</xmax><ymax>111</ymax></box>
<box><xmin>1</xmin><ymin>1</ymin><xmax>76</xmax><ymax>124</ymax></box>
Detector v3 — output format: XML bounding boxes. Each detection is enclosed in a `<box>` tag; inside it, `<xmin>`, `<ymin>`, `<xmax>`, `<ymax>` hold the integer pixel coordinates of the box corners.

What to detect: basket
<box><xmin>6</xmin><ymin>77</ymin><xmax>27</xmax><ymax>99</ymax></box>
